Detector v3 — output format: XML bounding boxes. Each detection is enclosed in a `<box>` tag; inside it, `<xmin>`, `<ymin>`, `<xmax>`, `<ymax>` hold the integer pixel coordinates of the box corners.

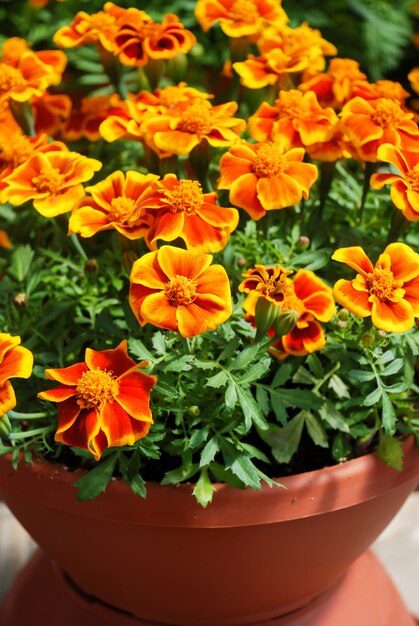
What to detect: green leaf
<box><xmin>9</xmin><ymin>245</ymin><xmax>34</xmax><ymax>281</ymax></box>
<box><xmin>129</xmin><ymin>339</ymin><xmax>155</xmax><ymax>361</ymax></box>
<box><xmin>200</xmin><ymin>436</ymin><xmax>219</xmax><ymax>467</ymax></box>
<box><xmin>379</xmin><ymin>436</ymin><xmax>403</xmax><ymax>471</ymax></box>
<box><xmin>319</xmin><ymin>401</ymin><xmax>350</xmax><ymax>432</ymax></box>
<box><xmin>262</xmin><ymin>414</ymin><xmax>305</xmax><ymax>464</ymax></box>
<box><xmin>307</xmin><ymin>354</ymin><xmax>324</xmax><ymax>378</ymax></box>
<box><xmin>362</xmin><ymin>386</ymin><xmax>382</xmax><ymax>406</ymax></box>
<box><xmin>238</xmin><ymin>357</ymin><xmax>271</xmax><ymax>384</ymax></box>
<box><xmin>256</xmin><ymin>385</ymin><xmax>270</xmax><ymax>416</ymax></box>
<box><xmin>161</xmin><ymin>463</ymin><xmax>199</xmax><ymax>485</ymax></box>
<box><xmin>151</xmin><ymin>332</ymin><xmax>166</xmax><ymax>355</ymax></box>
<box><xmin>193</xmin><ymin>469</ymin><xmax>215</xmax><ymax>507</ymax></box>
<box><xmin>269</xmin><ymin>390</ymin><xmax>287</xmax><ymax>424</ymax></box>
<box><xmin>304</xmin><ymin>411</ymin><xmax>328</xmax><ymax>448</ymax></box>
<box><xmin>380</xmin><ymin>359</ymin><xmax>404</xmax><ymax>376</ymax></box>
<box><xmin>165</xmin><ymin>355</ymin><xmax>194</xmax><ymax>372</ymax></box>
<box><xmin>189</xmin><ymin>426</ymin><xmax>210</xmax><ymax>449</ymax></box>
<box><xmin>272</xmin><ymin>364</ymin><xmax>293</xmax><ymax>387</ymax></box>
<box><xmin>229</xmin><ymin>343</ymin><xmax>260</xmax><ymax>370</ymax></box>
<box><xmin>225</xmin><ymin>381</ymin><xmax>238</xmax><ymax>409</ymax></box>
<box><xmin>74</xmin><ymin>454</ymin><xmax>118</xmax><ymax>501</ymax></box>
<box><xmin>220</xmin><ymin>441</ymin><xmax>261</xmax><ymax>489</ymax></box>
<box><xmin>332</xmin><ymin>433</ymin><xmax>353</xmax><ymax>462</ymax></box>
<box><xmin>206</xmin><ymin>370</ymin><xmax>228</xmax><ymax>388</ymax></box>
<box><xmin>292</xmin><ymin>366</ymin><xmax>317</xmax><ymax>385</ymax></box>
<box><xmin>236</xmin><ymin>385</ymin><xmax>267</xmax><ymax>430</ymax></box>
<box><xmin>328</xmin><ymin>374</ymin><xmax>351</xmax><ymax>399</ymax></box>
<box><xmin>275</xmin><ymin>388</ymin><xmax>323</xmax><ymax>410</ymax></box>
<box><xmin>381</xmin><ymin>391</ymin><xmax>396</xmax><ymax>436</ymax></box>
<box><xmin>348</xmin><ymin>369</ymin><xmax>376</xmax><ymax>383</ymax></box>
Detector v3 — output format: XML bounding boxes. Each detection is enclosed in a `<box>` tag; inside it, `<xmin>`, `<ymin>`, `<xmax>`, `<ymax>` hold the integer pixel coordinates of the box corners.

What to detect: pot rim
<box><xmin>0</xmin><ymin>437</ymin><xmax>418</xmax><ymax>528</ymax></box>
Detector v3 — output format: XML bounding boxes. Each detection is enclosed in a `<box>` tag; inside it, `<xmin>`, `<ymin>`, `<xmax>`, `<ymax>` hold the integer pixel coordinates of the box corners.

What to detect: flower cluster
<box><xmin>0</xmin><ymin>0</ymin><xmax>418</xmax><ymax>506</ymax></box>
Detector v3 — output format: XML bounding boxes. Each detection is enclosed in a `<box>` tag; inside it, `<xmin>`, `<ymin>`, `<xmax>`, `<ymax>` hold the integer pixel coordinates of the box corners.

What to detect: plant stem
<box><xmin>7</xmin><ymin>410</ymin><xmax>48</xmax><ymax>420</ymax></box>
<box><xmin>386</xmin><ymin>206</ymin><xmax>408</xmax><ymax>244</ymax></box>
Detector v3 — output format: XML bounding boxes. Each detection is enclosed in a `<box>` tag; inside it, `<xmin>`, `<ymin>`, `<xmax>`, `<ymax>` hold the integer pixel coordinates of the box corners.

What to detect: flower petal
<box><xmin>0</xmin><ymin>345</ymin><xmax>33</xmax><ymax>385</ymax></box>
<box><xmin>140</xmin><ymin>291</ymin><xmax>179</xmax><ymax>331</ymax></box>
<box><xmin>116</xmin><ymin>370</ymin><xmax>156</xmax><ymax>420</ymax></box>
<box><xmin>85</xmin><ymin>340</ymin><xmax>137</xmax><ymax>377</ymax></box>
<box><xmin>157</xmin><ymin>246</ymin><xmax>213</xmax><ymax>280</ymax></box>
<box><xmin>100</xmin><ymin>400</ymin><xmax>150</xmax><ymax>448</ymax></box>
<box><xmin>333</xmin><ymin>279</ymin><xmax>372</xmax><ymax>317</ymax></box>
<box><xmin>370</xmin><ymin>297</ymin><xmax>414</xmax><ymax>333</ymax></box>
<box><xmin>331</xmin><ymin>246</ymin><xmax>374</xmax><ymax>275</ymax></box>
<box><xmin>0</xmin><ymin>380</ymin><xmax>16</xmax><ymax>415</ymax></box>
<box><xmin>385</xmin><ymin>242</ymin><xmax>419</xmax><ymax>282</ymax></box>
<box><xmin>45</xmin><ymin>362</ymin><xmax>88</xmax><ymax>385</ymax></box>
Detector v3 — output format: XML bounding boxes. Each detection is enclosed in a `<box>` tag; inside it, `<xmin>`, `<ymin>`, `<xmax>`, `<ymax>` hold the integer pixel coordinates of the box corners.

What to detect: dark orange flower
<box><xmin>218</xmin><ymin>142</ymin><xmax>318</xmax><ymax>219</ymax></box>
<box><xmin>248</xmin><ymin>90</ymin><xmax>338</xmax><ymax>151</ymax></box>
<box><xmin>38</xmin><ymin>340</ymin><xmax>156</xmax><ymax>461</ymax></box>
<box><xmin>0</xmin><ymin>230</ymin><xmax>11</xmax><ymax>248</ymax></box>
<box><xmin>408</xmin><ymin>68</ymin><xmax>419</xmax><ymax>96</ymax></box>
<box><xmin>63</xmin><ymin>94</ymin><xmax>125</xmax><ymax>142</ymax></box>
<box><xmin>142</xmin><ymin>175</ymin><xmax>239</xmax><ymax>253</ymax></box>
<box><xmin>239</xmin><ymin>263</ymin><xmax>292</xmax><ymax>304</ymax></box>
<box><xmin>0</xmin><ymin>52</ymin><xmax>58</xmax><ymax>105</ymax></box>
<box><xmin>195</xmin><ymin>0</ymin><xmax>288</xmax><ymax>37</ymax></box>
<box><xmin>114</xmin><ymin>12</ymin><xmax>196</xmax><ymax>66</ymax></box>
<box><xmin>0</xmin><ymin>333</ymin><xmax>33</xmax><ymax>417</ymax></box>
<box><xmin>1</xmin><ymin>37</ymin><xmax>67</xmax><ymax>84</ymax></box>
<box><xmin>140</xmin><ymin>97</ymin><xmax>246</xmax><ymax>157</ymax></box>
<box><xmin>299</xmin><ymin>58</ymin><xmax>366</xmax><ymax>109</ymax></box>
<box><xmin>243</xmin><ymin>269</ymin><xmax>336</xmax><ymax>357</ymax></box>
<box><xmin>233</xmin><ymin>50</ymin><xmax>308</xmax><ymax>90</ymax></box>
<box><xmin>352</xmin><ymin>79</ymin><xmax>411</xmax><ymax>108</ymax></box>
<box><xmin>69</xmin><ymin>170</ymin><xmax>159</xmax><ymax>239</ymax></box>
<box><xmin>1</xmin><ymin>151</ymin><xmax>102</xmax><ymax>217</ymax></box>
<box><xmin>339</xmin><ymin>97</ymin><xmax>419</xmax><ymax>162</ymax></box>
<box><xmin>332</xmin><ymin>243</ymin><xmax>419</xmax><ymax>333</ymax></box>
<box><xmin>53</xmin><ymin>3</ymin><xmax>126</xmax><ymax>52</ymax></box>
<box><xmin>129</xmin><ymin>246</ymin><xmax>232</xmax><ymax>337</ymax></box>
<box><xmin>371</xmin><ymin>145</ymin><xmax>419</xmax><ymax>222</ymax></box>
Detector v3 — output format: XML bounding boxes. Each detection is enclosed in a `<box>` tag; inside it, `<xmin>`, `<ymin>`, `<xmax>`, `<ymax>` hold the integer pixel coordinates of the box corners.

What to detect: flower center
<box><xmin>177</xmin><ymin>100</ymin><xmax>212</xmax><ymax>135</ymax></box>
<box><xmin>276</xmin><ymin>91</ymin><xmax>311</xmax><ymax>120</ymax></box>
<box><xmin>109</xmin><ymin>196</ymin><xmax>137</xmax><ymax>223</ymax></box>
<box><xmin>32</xmin><ymin>166</ymin><xmax>63</xmax><ymax>194</ymax></box>
<box><xmin>87</xmin><ymin>12</ymin><xmax>116</xmax><ymax>33</ymax></box>
<box><xmin>282</xmin><ymin>287</ymin><xmax>307</xmax><ymax>315</ymax></box>
<box><xmin>164</xmin><ymin>275</ymin><xmax>198</xmax><ymax>306</ymax></box>
<box><xmin>241</xmin><ymin>264</ymin><xmax>292</xmax><ymax>303</ymax></box>
<box><xmin>0</xmin><ymin>63</ymin><xmax>25</xmax><ymax>95</ymax></box>
<box><xmin>252</xmin><ymin>143</ymin><xmax>289</xmax><ymax>178</ymax></box>
<box><xmin>164</xmin><ymin>180</ymin><xmax>203</xmax><ymax>213</ymax></box>
<box><xmin>406</xmin><ymin>164</ymin><xmax>419</xmax><ymax>193</ymax></box>
<box><xmin>230</xmin><ymin>0</ymin><xmax>259</xmax><ymax>23</ymax></box>
<box><xmin>367</xmin><ymin>267</ymin><xmax>395</xmax><ymax>300</ymax></box>
<box><xmin>76</xmin><ymin>369</ymin><xmax>119</xmax><ymax>409</ymax></box>
<box><xmin>0</xmin><ymin>132</ymin><xmax>34</xmax><ymax>169</ymax></box>
<box><xmin>371</xmin><ymin>99</ymin><xmax>403</xmax><ymax>128</ymax></box>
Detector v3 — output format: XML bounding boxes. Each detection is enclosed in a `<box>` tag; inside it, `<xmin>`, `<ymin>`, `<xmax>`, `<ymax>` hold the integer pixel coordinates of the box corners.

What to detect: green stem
<box><xmin>9</xmin><ymin>425</ymin><xmax>55</xmax><ymax>440</ymax></box>
<box><xmin>98</xmin><ymin>45</ymin><xmax>128</xmax><ymax>99</ymax></box>
<box><xmin>70</xmin><ymin>233</ymin><xmax>88</xmax><ymax>262</ymax></box>
<box><xmin>7</xmin><ymin>410</ymin><xmax>48</xmax><ymax>420</ymax></box>
<box><xmin>318</xmin><ymin>161</ymin><xmax>337</xmax><ymax>217</ymax></box>
<box><xmin>359</xmin><ymin>162</ymin><xmax>376</xmax><ymax>225</ymax></box>
<box><xmin>143</xmin><ymin>58</ymin><xmax>165</xmax><ymax>91</ymax></box>
<box><xmin>188</xmin><ymin>141</ymin><xmax>212</xmax><ymax>191</ymax></box>
<box><xmin>386</xmin><ymin>206</ymin><xmax>408</xmax><ymax>244</ymax></box>
<box><xmin>9</xmin><ymin>100</ymin><xmax>35</xmax><ymax>136</ymax></box>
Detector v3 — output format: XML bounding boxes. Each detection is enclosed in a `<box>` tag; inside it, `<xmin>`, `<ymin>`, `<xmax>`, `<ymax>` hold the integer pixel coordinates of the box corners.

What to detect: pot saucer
<box><xmin>0</xmin><ymin>549</ymin><xmax>416</xmax><ymax>626</ymax></box>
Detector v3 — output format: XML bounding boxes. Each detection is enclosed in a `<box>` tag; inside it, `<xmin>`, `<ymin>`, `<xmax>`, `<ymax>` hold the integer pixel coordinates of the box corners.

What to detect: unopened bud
<box><xmin>84</xmin><ymin>258</ymin><xmax>99</xmax><ymax>274</ymax></box>
<box><xmin>0</xmin><ymin>413</ymin><xmax>11</xmax><ymax>438</ymax></box>
<box><xmin>337</xmin><ymin>320</ymin><xmax>347</xmax><ymax>329</ymax></box>
<box><xmin>237</xmin><ymin>256</ymin><xmax>246</xmax><ymax>267</ymax></box>
<box><xmin>166</xmin><ymin>53</ymin><xmax>188</xmax><ymax>82</ymax></box>
<box><xmin>13</xmin><ymin>293</ymin><xmax>29</xmax><ymax>308</ymax></box>
<box><xmin>377</xmin><ymin>330</ymin><xmax>388</xmax><ymax>338</ymax></box>
<box><xmin>274</xmin><ymin>309</ymin><xmax>300</xmax><ymax>337</ymax></box>
<box><xmin>298</xmin><ymin>235</ymin><xmax>310</xmax><ymax>248</ymax></box>
<box><xmin>338</xmin><ymin>308</ymin><xmax>350</xmax><ymax>320</ymax></box>
<box><xmin>362</xmin><ymin>333</ymin><xmax>374</xmax><ymax>347</ymax></box>
<box><xmin>187</xmin><ymin>405</ymin><xmax>200</xmax><ymax>417</ymax></box>
<box><xmin>254</xmin><ymin>296</ymin><xmax>281</xmax><ymax>339</ymax></box>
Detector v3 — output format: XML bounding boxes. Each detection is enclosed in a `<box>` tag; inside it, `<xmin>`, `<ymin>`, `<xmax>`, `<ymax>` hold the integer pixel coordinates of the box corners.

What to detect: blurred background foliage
<box><xmin>0</xmin><ymin>0</ymin><xmax>418</xmax><ymax>82</ymax></box>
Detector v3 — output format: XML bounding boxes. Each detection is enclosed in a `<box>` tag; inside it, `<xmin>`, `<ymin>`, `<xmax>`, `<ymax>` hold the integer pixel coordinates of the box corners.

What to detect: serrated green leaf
<box><xmin>161</xmin><ymin>463</ymin><xmax>199</xmax><ymax>485</ymax></box>
<box><xmin>165</xmin><ymin>355</ymin><xmax>193</xmax><ymax>372</ymax></box>
<box><xmin>193</xmin><ymin>469</ymin><xmax>215</xmax><ymax>507</ymax></box>
<box><xmin>379</xmin><ymin>436</ymin><xmax>403</xmax><ymax>471</ymax></box>
<box><xmin>206</xmin><ymin>370</ymin><xmax>228</xmax><ymax>388</ymax></box>
<box><xmin>129</xmin><ymin>339</ymin><xmax>155</xmax><ymax>361</ymax></box>
<box><xmin>236</xmin><ymin>385</ymin><xmax>267</xmax><ymax>430</ymax></box>
<box><xmin>262</xmin><ymin>414</ymin><xmax>305</xmax><ymax>464</ymax></box>
<box><xmin>376</xmin><ymin>350</ymin><xmax>396</xmax><ymax>365</ymax></box>
<box><xmin>276</xmin><ymin>388</ymin><xmax>323</xmax><ymax>410</ymax></box>
<box><xmin>381</xmin><ymin>391</ymin><xmax>396</xmax><ymax>436</ymax></box>
<box><xmin>328</xmin><ymin>374</ymin><xmax>351</xmax><ymax>399</ymax></box>
<box><xmin>348</xmin><ymin>369</ymin><xmax>376</xmax><ymax>383</ymax></box>
<box><xmin>200</xmin><ymin>436</ymin><xmax>219</xmax><ymax>467</ymax></box>
<box><xmin>238</xmin><ymin>358</ymin><xmax>271</xmax><ymax>384</ymax></box>
<box><xmin>74</xmin><ymin>454</ymin><xmax>118</xmax><ymax>501</ymax></box>
<box><xmin>292</xmin><ymin>366</ymin><xmax>317</xmax><ymax>385</ymax></box>
<box><xmin>256</xmin><ymin>385</ymin><xmax>270</xmax><ymax>416</ymax></box>
<box><xmin>272</xmin><ymin>363</ymin><xmax>293</xmax><ymax>387</ymax></box>
<box><xmin>304</xmin><ymin>411</ymin><xmax>328</xmax><ymax>448</ymax></box>
<box><xmin>269</xmin><ymin>390</ymin><xmax>287</xmax><ymax>424</ymax></box>
<box><xmin>189</xmin><ymin>426</ymin><xmax>210</xmax><ymax>449</ymax></box>
<box><xmin>362</xmin><ymin>386</ymin><xmax>382</xmax><ymax>406</ymax></box>
<box><xmin>225</xmin><ymin>381</ymin><xmax>238</xmax><ymax>409</ymax></box>
<box><xmin>319</xmin><ymin>400</ymin><xmax>350</xmax><ymax>432</ymax></box>
<box><xmin>307</xmin><ymin>354</ymin><xmax>324</xmax><ymax>378</ymax></box>
<box><xmin>9</xmin><ymin>245</ymin><xmax>34</xmax><ymax>281</ymax></box>
<box><xmin>151</xmin><ymin>332</ymin><xmax>166</xmax><ymax>355</ymax></box>
<box><xmin>229</xmin><ymin>343</ymin><xmax>260</xmax><ymax>370</ymax></box>
<box><xmin>332</xmin><ymin>433</ymin><xmax>353</xmax><ymax>462</ymax></box>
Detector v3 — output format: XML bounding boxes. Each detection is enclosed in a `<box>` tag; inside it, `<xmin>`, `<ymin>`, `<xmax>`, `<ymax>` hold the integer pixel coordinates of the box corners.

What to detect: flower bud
<box><xmin>84</xmin><ymin>258</ymin><xmax>99</xmax><ymax>274</ymax></box>
<box><xmin>13</xmin><ymin>293</ymin><xmax>29</xmax><ymax>308</ymax></box>
<box><xmin>298</xmin><ymin>235</ymin><xmax>310</xmax><ymax>248</ymax></box>
<box><xmin>237</xmin><ymin>256</ymin><xmax>247</xmax><ymax>267</ymax></box>
<box><xmin>274</xmin><ymin>309</ymin><xmax>300</xmax><ymax>337</ymax></box>
<box><xmin>187</xmin><ymin>405</ymin><xmax>200</xmax><ymax>417</ymax></box>
<box><xmin>377</xmin><ymin>330</ymin><xmax>388</xmax><ymax>338</ymax></box>
<box><xmin>361</xmin><ymin>333</ymin><xmax>374</xmax><ymax>347</ymax></box>
<box><xmin>254</xmin><ymin>296</ymin><xmax>281</xmax><ymax>339</ymax></box>
<box><xmin>337</xmin><ymin>320</ymin><xmax>347</xmax><ymax>329</ymax></box>
<box><xmin>0</xmin><ymin>413</ymin><xmax>11</xmax><ymax>438</ymax></box>
<box><xmin>338</xmin><ymin>308</ymin><xmax>350</xmax><ymax>320</ymax></box>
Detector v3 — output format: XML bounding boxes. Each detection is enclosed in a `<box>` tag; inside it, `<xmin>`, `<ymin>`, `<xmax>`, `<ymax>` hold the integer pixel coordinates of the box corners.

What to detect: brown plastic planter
<box><xmin>0</xmin><ymin>437</ymin><xmax>418</xmax><ymax>626</ymax></box>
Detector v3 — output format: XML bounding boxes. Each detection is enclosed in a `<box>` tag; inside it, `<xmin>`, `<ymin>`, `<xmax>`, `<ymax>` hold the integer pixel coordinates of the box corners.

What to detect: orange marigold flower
<box><xmin>332</xmin><ymin>243</ymin><xmax>419</xmax><ymax>333</ymax></box>
<box><xmin>248</xmin><ymin>90</ymin><xmax>338</xmax><ymax>150</ymax></box>
<box><xmin>408</xmin><ymin>68</ymin><xmax>419</xmax><ymax>96</ymax></box>
<box><xmin>32</xmin><ymin>93</ymin><xmax>72</xmax><ymax>137</ymax></box>
<box><xmin>239</xmin><ymin>263</ymin><xmax>292</xmax><ymax>304</ymax></box>
<box><xmin>63</xmin><ymin>94</ymin><xmax>125</xmax><ymax>142</ymax></box>
<box><xmin>243</xmin><ymin>269</ymin><xmax>336</xmax><ymax>357</ymax></box>
<box><xmin>0</xmin><ymin>52</ymin><xmax>58</xmax><ymax>105</ymax></box>
<box><xmin>339</xmin><ymin>97</ymin><xmax>419</xmax><ymax>162</ymax></box>
<box><xmin>352</xmin><ymin>79</ymin><xmax>411</xmax><ymax>107</ymax></box>
<box><xmin>38</xmin><ymin>340</ymin><xmax>156</xmax><ymax>461</ymax></box>
<box><xmin>69</xmin><ymin>170</ymin><xmax>159</xmax><ymax>239</ymax></box>
<box><xmin>195</xmin><ymin>0</ymin><xmax>288</xmax><ymax>37</ymax></box>
<box><xmin>1</xmin><ymin>151</ymin><xmax>102</xmax><ymax>217</ymax></box>
<box><xmin>218</xmin><ymin>142</ymin><xmax>318</xmax><ymax>220</ymax></box>
<box><xmin>299</xmin><ymin>58</ymin><xmax>366</xmax><ymax>109</ymax></box>
<box><xmin>0</xmin><ymin>230</ymin><xmax>11</xmax><ymax>248</ymax></box>
<box><xmin>0</xmin><ymin>333</ymin><xmax>33</xmax><ymax>417</ymax></box>
<box><xmin>129</xmin><ymin>246</ymin><xmax>232</xmax><ymax>338</ymax></box>
<box><xmin>53</xmin><ymin>3</ymin><xmax>126</xmax><ymax>52</ymax></box>
<box><xmin>114</xmin><ymin>12</ymin><xmax>196</xmax><ymax>66</ymax></box>
<box><xmin>140</xmin><ymin>97</ymin><xmax>245</xmax><ymax>157</ymax></box>
<box><xmin>1</xmin><ymin>37</ymin><xmax>67</xmax><ymax>84</ymax></box>
<box><xmin>233</xmin><ymin>50</ymin><xmax>308</xmax><ymax>90</ymax></box>
<box><xmin>371</xmin><ymin>145</ymin><xmax>419</xmax><ymax>222</ymax></box>
<box><xmin>142</xmin><ymin>174</ymin><xmax>239</xmax><ymax>253</ymax></box>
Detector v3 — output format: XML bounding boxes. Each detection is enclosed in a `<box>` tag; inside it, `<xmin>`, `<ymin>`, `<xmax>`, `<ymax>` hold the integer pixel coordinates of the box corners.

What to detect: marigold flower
<box><xmin>371</xmin><ymin>145</ymin><xmax>419</xmax><ymax>222</ymax></box>
<box><xmin>53</xmin><ymin>3</ymin><xmax>125</xmax><ymax>52</ymax></box>
<box><xmin>352</xmin><ymin>79</ymin><xmax>411</xmax><ymax>107</ymax></box>
<box><xmin>140</xmin><ymin>97</ymin><xmax>245</xmax><ymax>157</ymax></box>
<box><xmin>1</xmin><ymin>37</ymin><xmax>67</xmax><ymax>84</ymax></box>
<box><xmin>32</xmin><ymin>93</ymin><xmax>72</xmax><ymax>137</ymax></box>
<box><xmin>0</xmin><ymin>52</ymin><xmax>58</xmax><ymax>105</ymax></box>
<box><xmin>0</xmin><ymin>333</ymin><xmax>33</xmax><ymax>417</ymax></box>
<box><xmin>332</xmin><ymin>243</ymin><xmax>419</xmax><ymax>333</ymax></box>
<box><xmin>408</xmin><ymin>68</ymin><xmax>419</xmax><ymax>96</ymax></box>
<box><xmin>243</xmin><ymin>269</ymin><xmax>336</xmax><ymax>357</ymax></box>
<box><xmin>218</xmin><ymin>142</ymin><xmax>318</xmax><ymax>220</ymax></box>
<box><xmin>1</xmin><ymin>151</ymin><xmax>102</xmax><ymax>217</ymax></box>
<box><xmin>0</xmin><ymin>230</ymin><xmax>11</xmax><ymax>248</ymax></box>
<box><xmin>69</xmin><ymin>170</ymin><xmax>159</xmax><ymax>239</ymax></box>
<box><xmin>38</xmin><ymin>340</ymin><xmax>156</xmax><ymax>461</ymax></box>
<box><xmin>339</xmin><ymin>97</ymin><xmax>419</xmax><ymax>162</ymax></box>
<box><xmin>114</xmin><ymin>12</ymin><xmax>196</xmax><ymax>66</ymax></box>
<box><xmin>142</xmin><ymin>175</ymin><xmax>239</xmax><ymax>253</ymax></box>
<box><xmin>299</xmin><ymin>58</ymin><xmax>367</xmax><ymax>109</ymax></box>
<box><xmin>195</xmin><ymin>0</ymin><xmax>288</xmax><ymax>37</ymax></box>
<box><xmin>248</xmin><ymin>90</ymin><xmax>338</xmax><ymax>150</ymax></box>
<box><xmin>129</xmin><ymin>246</ymin><xmax>232</xmax><ymax>337</ymax></box>
<box><xmin>239</xmin><ymin>264</ymin><xmax>292</xmax><ymax>304</ymax></box>
<box><xmin>63</xmin><ymin>94</ymin><xmax>125</xmax><ymax>142</ymax></box>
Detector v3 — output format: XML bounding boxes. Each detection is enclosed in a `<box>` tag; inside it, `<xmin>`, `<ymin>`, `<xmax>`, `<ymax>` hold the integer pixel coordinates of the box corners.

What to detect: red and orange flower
<box><xmin>298</xmin><ymin>58</ymin><xmax>367</xmax><ymax>109</ymax></box>
<box><xmin>1</xmin><ymin>37</ymin><xmax>67</xmax><ymax>84</ymax></box>
<box><xmin>0</xmin><ymin>230</ymin><xmax>11</xmax><ymax>248</ymax></box>
<box><xmin>129</xmin><ymin>246</ymin><xmax>232</xmax><ymax>337</ymax></box>
<box><xmin>195</xmin><ymin>0</ymin><xmax>288</xmax><ymax>37</ymax></box>
<box><xmin>0</xmin><ymin>52</ymin><xmax>58</xmax><ymax>106</ymax></box>
<box><xmin>53</xmin><ymin>3</ymin><xmax>125</xmax><ymax>52</ymax></box>
<box><xmin>69</xmin><ymin>170</ymin><xmax>159</xmax><ymax>239</ymax></box>
<box><xmin>332</xmin><ymin>243</ymin><xmax>419</xmax><ymax>333</ymax></box>
<box><xmin>63</xmin><ymin>94</ymin><xmax>125</xmax><ymax>142</ymax></box>
<box><xmin>38</xmin><ymin>340</ymin><xmax>156</xmax><ymax>461</ymax></box>
<box><xmin>218</xmin><ymin>142</ymin><xmax>318</xmax><ymax>220</ymax></box>
<box><xmin>1</xmin><ymin>151</ymin><xmax>102</xmax><ymax>217</ymax></box>
<box><xmin>0</xmin><ymin>334</ymin><xmax>33</xmax><ymax>418</ymax></box>
<box><xmin>142</xmin><ymin>175</ymin><xmax>239</xmax><ymax>253</ymax></box>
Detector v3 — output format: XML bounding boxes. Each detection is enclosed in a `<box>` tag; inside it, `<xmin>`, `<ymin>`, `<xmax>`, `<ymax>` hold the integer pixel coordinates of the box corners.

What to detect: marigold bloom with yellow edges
<box><xmin>371</xmin><ymin>145</ymin><xmax>419</xmax><ymax>222</ymax></box>
<box><xmin>32</xmin><ymin>93</ymin><xmax>72</xmax><ymax>137</ymax></box>
<box><xmin>114</xmin><ymin>12</ymin><xmax>196</xmax><ymax>67</ymax></box>
<box><xmin>0</xmin><ymin>230</ymin><xmax>11</xmax><ymax>248</ymax></box>
<box><xmin>195</xmin><ymin>0</ymin><xmax>288</xmax><ymax>37</ymax></box>
<box><xmin>69</xmin><ymin>170</ymin><xmax>159</xmax><ymax>239</ymax></box>
<box><xmin>1</xmin><ymin>151</ymin><xmax>102</xmax><ymax>218</ymax></box>
<box><xmin>218</xmin><ymin>142</ymin><xmax>318</xmax><ymax>220</ymax></box>
<box><xmin>332</xmin><ymin>243</ymin><xmax>419</xmax><ymax>333</ymax></box>
<box><xmin>339</xmin><ymin>97</ymin><xmax>419</xmax><ymax>162</ymax></box>
<box><xmin>352</xmin><ymin>80</ymin><xmax>411</xmax><ymax>108</ymax></box>
<box><xmin>63</xmin><ymin>94</ymin><xmax>125</xmax><ymax>142</ymax></box>
<box><xmin>408</xmin><ymin>68</ymin><xmax>419</xmax><ymax>96</ymax></box>
<box><xmin>299</xmin><ymin>58</ymin><xmax>367</xmax><ymax>109</ymax></box>
<box><xmin>0</xmin><ymin>333</ymin><xmax>33</xmax><ymax>418</ymax></box>
<box><xmin>0</xmin><ymin>52</ymin><xmax>58</xmax><ymax>105</ymax></box>
<box><xmin>140</xmin><ymin>97</ymin><xmax>246</xmax><ymax>157</ymax></box>
<box><xmin>129</xmin><ymin>246</ymin><xmax>232</xmax><ymax>338</ymax></box>
<box><xmin>233</xmin><ymin>49</ymin><xmax>308</xmax><ymax>90</ymax></box>
<box><xmin>1</xmin><ymin>37</ymin><xmax>67</xmax><ymax>84</ymax></box>
<box><xmin>243</xmin><ymin>269</ymin><xmax>336</xmax><ymax>358</ymax></box>
<box><xmin>239</xmin><ymin>263</ymin><xmax>292</xmax><ymax>304</ymax></box>
<box><xmin>248</xmin><ymin>90</ymin><xmax>338</xmax><ymax>150</ymax></box>
<box><xmin>38</xmin><ymin>340</ymin><xmax>156</xmax><ymax>461</ymax></box>
<box><xmin>53</xmin><ymin>3</ymin><xmax>126</xmax><ymax>52</ymax></box>
<box><xmin>142</xmin><ymin>175</ymin><xmax>239</xmax><ymax>253</ymax></box>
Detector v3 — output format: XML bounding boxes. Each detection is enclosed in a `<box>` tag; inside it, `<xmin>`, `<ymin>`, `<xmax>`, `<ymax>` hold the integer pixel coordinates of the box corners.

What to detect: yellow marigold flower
<box><xmin>408</xmin><ymin>68</ymin><xmax>419</xmax><ymax>96</ymax></box>
<box><xmin>69</xmin><ymin>170</ymin><xmax>159</xmax><ymax>239</ymax></box>
<box><xmin>1</xmin><ymin>151</ymin><xmax>102</xmax><ymax>217</ymax></box>
<box><xmin>0</xmin><ymin>333</ymin><xmax>33</xmax><ymax>417</ymax></box>
<box><xmin>0</xmin><ymin>230</ymin><xmax>11</xmax><ymax>248</ymax></box>
<box><xmin>53</xmin><ymin>3</ymin><xmax>125</xmax><ymax>52</ymax></box>
<box><xmin>352</xmin><ymin>79</ymin><xmax>411</xmax><ymax>108</ymax></box>
<box><xmin>142</xmin><ymin>174</ymin><xmax>239</xmax><ymax>253</ymax></box>
<box><xmin>218</xmin><ymin>141</ymin><xmax>318</xmax><ymax>219</ymax></box>
<box><xmin>371</xmin><ymin>144</ymin><xmax>419</xmax><ymax>222</ymax></box>
<box><xmin>248</xmin><ymin>90</ymin><xmax>338</xmax><ymax>151</ymax></box>
<box><xmin>0</xmin><ymin>52</ymin><xmax>58</xmax><ymax>106</ymax></box>
<box><xmin>195</xmin><ymin>0</ymin><xmax>288</xmax><ymax>37</ymax></box>
<box><xmin>332</xmin><ymin>243</ymin><xmax>419</xmax><ymax>333</ymax></box>
<box><xmin>339</xmin><ymin>97</ymin><xmax>419</xmax><ymax>162</ymax></box>
<box><xmin>299</xmin><ymin>58</ymin><xmax>367</xmax><ymax>109</ymax></box>
<box><xmin>129</xmin><ymin>246</ymin><xmax>232</xmax><ymax>338</ymax></box>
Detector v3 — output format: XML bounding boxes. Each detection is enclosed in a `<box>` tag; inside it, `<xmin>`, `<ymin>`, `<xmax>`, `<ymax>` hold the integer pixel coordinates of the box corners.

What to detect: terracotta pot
<box><xmin>0</xmin><ymin>437</ymin><xmax>418</xmax><ymax>626</ymax></box>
